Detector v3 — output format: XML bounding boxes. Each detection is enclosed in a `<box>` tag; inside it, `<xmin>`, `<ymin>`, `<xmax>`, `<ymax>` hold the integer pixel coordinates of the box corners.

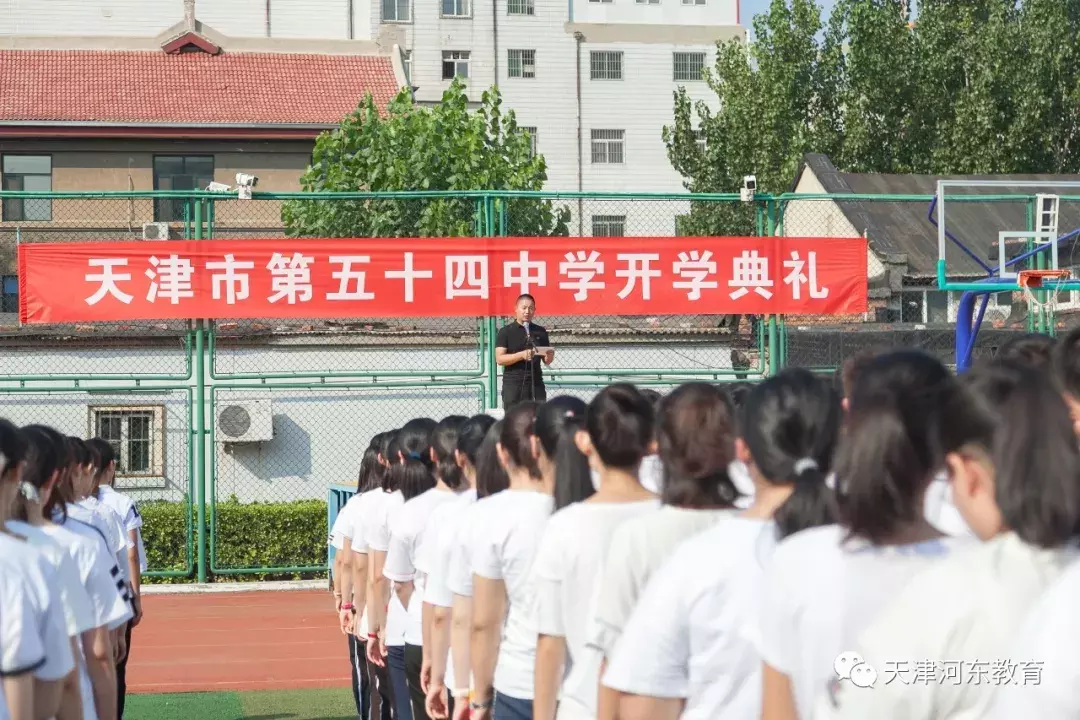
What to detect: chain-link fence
<box><xmin>0</xmin><ymin>188</ymin><xmax>1053</xmax><ymax>580</ymax></box>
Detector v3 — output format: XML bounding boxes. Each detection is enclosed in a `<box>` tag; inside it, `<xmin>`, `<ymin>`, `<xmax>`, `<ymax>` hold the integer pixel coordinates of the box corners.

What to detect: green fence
<box><xmin>0</xmin><ymin>189</ymin><xmax>1045</xmax><ymax>580</ymax></box>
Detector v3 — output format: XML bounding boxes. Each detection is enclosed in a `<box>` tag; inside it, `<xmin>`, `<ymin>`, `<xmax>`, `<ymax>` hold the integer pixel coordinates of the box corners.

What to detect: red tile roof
<box><xmin>0</xmin><ymin>49</ymin><xmax>401</xmax><ymax>127</ymax></box>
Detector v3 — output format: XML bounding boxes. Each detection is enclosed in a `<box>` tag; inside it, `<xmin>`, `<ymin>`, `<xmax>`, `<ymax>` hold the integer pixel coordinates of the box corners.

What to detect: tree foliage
<box><xmin>666</xmin><ymin>0</ymin><xmax>1080</xmax><ymax>231</ymax></box>
<box><xmin>283</xmin><ymin>78</ymin><xmax>569</xmax><ymax>238</ymax></box>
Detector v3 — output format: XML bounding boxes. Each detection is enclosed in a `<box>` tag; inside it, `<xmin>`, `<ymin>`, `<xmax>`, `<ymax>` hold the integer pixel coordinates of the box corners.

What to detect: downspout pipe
<box><xmin>575</xmin><ymin>31</ymin><xmax>584</xmax><ymax>235</ymax></box>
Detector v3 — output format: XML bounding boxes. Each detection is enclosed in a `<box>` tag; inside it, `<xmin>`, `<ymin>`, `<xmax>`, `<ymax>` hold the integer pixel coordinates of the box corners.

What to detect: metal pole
<box><xmin>765</xmin><ymin>199</ymin><xmax>779</xmax><ymax>376</ymax></box>
<box><xmin>193</xmin><ymin>199</ymin><xmax>208</xmax><ymax>583</ymax></box>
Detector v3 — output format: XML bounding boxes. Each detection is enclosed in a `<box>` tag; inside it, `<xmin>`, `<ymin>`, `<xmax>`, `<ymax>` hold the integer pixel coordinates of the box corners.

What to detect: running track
<box><xmin>127</xmin><ymin>590</ymin><xmax>350</xmax><ymax>693</ymax></box>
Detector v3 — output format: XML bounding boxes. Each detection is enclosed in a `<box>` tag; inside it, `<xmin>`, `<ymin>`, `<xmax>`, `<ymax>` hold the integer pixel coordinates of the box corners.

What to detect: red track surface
<box><xmin>126</xmin><ymin>590</ymin><xmax>350</xmax><ymax>694</ymax></box>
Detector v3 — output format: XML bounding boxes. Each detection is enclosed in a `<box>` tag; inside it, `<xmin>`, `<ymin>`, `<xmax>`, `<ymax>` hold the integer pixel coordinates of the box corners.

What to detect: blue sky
<box><xmin>741</xmin><ymin>0</ymin><xmax>838</xmax><ymax>36</ymax></box>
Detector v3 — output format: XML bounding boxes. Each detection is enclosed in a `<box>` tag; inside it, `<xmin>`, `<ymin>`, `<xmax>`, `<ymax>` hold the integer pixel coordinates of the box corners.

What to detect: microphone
<box><xmin>523</xmin><ymin>321</ymin><xmax>531</xmax><ymax>344</ymax></box>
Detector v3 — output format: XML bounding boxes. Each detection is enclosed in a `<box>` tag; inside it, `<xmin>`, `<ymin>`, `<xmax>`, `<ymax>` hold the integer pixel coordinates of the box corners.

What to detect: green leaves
<box><xmin>667</xmin><ymin>0</ymin><xmax>1080</xmax><ymax>222</ymax></box>
<box><xmin>283</xmin><ymin>78</ymin><xmax>569</xmax><ymax>238</ymax></box>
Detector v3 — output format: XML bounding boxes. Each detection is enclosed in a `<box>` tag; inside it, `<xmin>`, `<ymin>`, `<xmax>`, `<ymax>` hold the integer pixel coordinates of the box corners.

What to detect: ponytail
<box><xmin>740</xmin><ymin>369</ymin><xmax>841</xmax><ymax>540</ymax></box>
<box><xmin>536</xmin><ymin>396</ymin><xmax>591</xmax><ymax>511</ymax></box>
<box><xmin>397</xmin><ymin>417</ymin><xmax>438</xmax><ymax>501</ymax></box>
<box><xmin>432</xmin><ymin>416</ymin><xmax>467</xmax><ymax>490</ymax></box>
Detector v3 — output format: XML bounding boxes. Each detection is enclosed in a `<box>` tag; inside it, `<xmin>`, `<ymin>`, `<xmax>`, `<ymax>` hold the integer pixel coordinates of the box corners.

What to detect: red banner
<box><xmin>18</xmin><ymin>237</ymin><xmax>867</xmax><ymax>324</ymax></box>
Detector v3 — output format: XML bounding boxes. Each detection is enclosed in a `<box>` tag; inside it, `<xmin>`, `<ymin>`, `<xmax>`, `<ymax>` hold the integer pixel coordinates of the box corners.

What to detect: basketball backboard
<box><xmin>935</xmin><ymin>180</ymin><xmax>1080</xmax><ymax>292</ymax></box>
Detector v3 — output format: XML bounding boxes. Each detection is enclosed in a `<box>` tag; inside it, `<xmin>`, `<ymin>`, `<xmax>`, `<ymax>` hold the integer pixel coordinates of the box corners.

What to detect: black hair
<box><xmin>836</xmin><ymin>347</ymin><xmax>883</xmax><ymax>400</ymax></box>
<box><xmin>960</xmin><ymin>361</ymin><xmax>1080</xmax><ymax>548</ymax></box>
<box><xmin>391</xmin><ymin>418</ymin><xmax>438</xmax><ymax>501</ymax></box>
<box><xmin>432</xmin><ymin>416</ymin><xmax>468</xmax><ymax>490</ymax></box>
<box><xmin>22</xmin><ymin>425</ymin><xmax>70</xmax><ymax>522</ymax></box>
<box><xmin>476</xmin><ymin>420</ymin><xmax>510</xmax><ymax>499</ymax></box>
<box><xmin>357</xmin><ymin>433</ymin><xmax>385</xmax><ymax>494</ymax></box>
<box><xmin>516</xmin><ymin>294</ymin><xmax>536</xmax><ymax>305</ymax></box>
<box><xmin>382</xmin><ymin>431</ymin><xmax>402</xmax><ymax>492</ymax></box>
<box><xmin>725</xmin><ymin>382</ymin><xmax>754</xmax><ymax>411</ymax></box>
<box><xmin>586</xmin><ymin>384</ymin><xmax>654</xmax><ymax>470</ymax></box>
<box><xmin>639</xmin><ymin>388</ymin><xmax>663</xmax><ymax>409</ymax></box>
<box><xmin>379</xmin><ymin>430</ymin><xmax>398</xmax><ymax>465</ymax></box>
<box><xmin>457</xmin><ymin>415</ymin><xmax>497</xmax><ymax>470</ymax></box>
<box><xmin>498</xmin><ymin>401</ymin><xmax>541</xmax><ymax>478</ymax></box>
<box><xmin>0</xmin><ymin>418</ymin><xmax>27</xmax><ymax>481</ymax></box>
<box><xmin>834</xmin><ymin>349</ymin><xmax>965</xmax><ymax>544</ymax></box>
<box><xmin>995</xmin><ymin>333</ymin><xmax>1055</xmax><ymax>373</ymax></box>
<box><xmin>657</xmin><ymin>382</ymin><xmax>739</xmax><ymax>508</ymax></box>
<box><xmin>85</xmin><ymin>438</ymin><xmax>114</xmax><ymax>487</ymax></box>
<box><xmin>741</xmin><ymin>368</ymin><xmax>842</xmax><ymax>539</ymax></box>
<box><xmin>1053</xmin><ymin>326</ymin><xmax>1080</xmax><ymax>398</ymax></box>
<box><xmin>536</xmin><ymin>396</ymin><xmax>590</xmax><ymax>511</ymax></box>
<box><xmin>67</xmin><ymin>436</ymin><xmax>91</xmax><ymax>470</ymax></box>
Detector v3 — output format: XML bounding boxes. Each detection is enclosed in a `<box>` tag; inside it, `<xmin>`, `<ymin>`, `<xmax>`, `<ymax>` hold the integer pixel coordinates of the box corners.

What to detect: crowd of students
<box><xmin>329</xmin><ymin>327</ymin><xmax>1080</xmax><ymax>720</ymax></box>
<box><xmin>0</xmin><ymin>427</ymin><xmax>145</xmax><ymax>720</ymax></box>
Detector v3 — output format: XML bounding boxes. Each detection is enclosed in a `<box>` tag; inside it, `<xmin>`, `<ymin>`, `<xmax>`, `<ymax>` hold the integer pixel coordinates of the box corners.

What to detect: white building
<box><xmin>0</xmin><ymin>0</ymin><xmax>744</xmax><ymax>237</ymax></box>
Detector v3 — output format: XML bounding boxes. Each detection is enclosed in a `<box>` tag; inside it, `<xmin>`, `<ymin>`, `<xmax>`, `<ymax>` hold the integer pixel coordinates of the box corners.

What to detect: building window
<box><xmin>520</xmin><ymin>127</ymin><xmax>538</xmax><ymax>157</ymax></box>
<box><xmin>590</xmin><ymin>51</ymin><xmax>623</xmax><ymax>80</ymax></box>
<box><xmin>592</xmin><ymin>215</ymin><xmax>626</xmax><ymax>237</ymax></box>
<box><xmin>153</xmin><ymin>156</ymin><xmax>214</xmax><ymax>222</ymax></box>
<box><xmin>508</xmin><ymin>49</ymin><xmax>536</xmax><ymax>78</ymax></box>
<box><xmin>682</xmin><ymin>0</ymin><xmax>706</xmax><ymax>5</ymax></box>
<box><xmin>695</xmin><ymin>129</ymin><xmax>707</xmax><ymax>153</ymax></box>
<box><xmin>442</xmin><ymin>51</ymin><xmax>471</xmax><ymax>80</ymax></box>
<box><xmin>91</xmin><ymin>406</ymin><xmax>166</xmax><ymax>483</ymax></box>
<box><xmin>674</xmin><ymin>52</ymin><xmax>706</xmax><ymax>81</ymax></box>
<box><xmin>1</xmin><ymin>155</ymin><xmax>52</xmax><ymax>222</ymax></box>
<box><xmin>402</xmin><ymin>50</ymin><xmax>412</xmax><ymax>82</ymax></box>
<box><xmin>636</xmin><ymin>0</ymin><xmax>661</xmax><ymax>4</ymax></box>
<box><xmin>382</xmin><ymin>0</ymin><xmax>411</xmax><ymax>21</ymax></box>
<box><xmin>442</xmin><ymin>0</ymin><xmax>470</xmax><ymax>17</ymax></box>
<box><xmin>589</xmin><ymin>0</ymin><xmax>614</xmax><ymax>3</ymax></box>
<box><xmin>508</xmin><ymin>0</ymin><xmax>535</xmax><ymax>14</ymax></box>
<box><xmin>590</xmin><ymin>130</ymin><xmax>625</xmax><ymax>164</ymax></box>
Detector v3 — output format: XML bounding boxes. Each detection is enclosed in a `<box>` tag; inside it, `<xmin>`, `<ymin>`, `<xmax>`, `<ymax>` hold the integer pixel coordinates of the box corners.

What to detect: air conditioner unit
<box><xmin>215</xmin><ymin>400</ymin><xmax>274</xmax><ymax>443</ymax></box>
<box><xmin>142</xmin><ymin>222</ymin><xmax>170</xmax><ymax>241</ymax></box>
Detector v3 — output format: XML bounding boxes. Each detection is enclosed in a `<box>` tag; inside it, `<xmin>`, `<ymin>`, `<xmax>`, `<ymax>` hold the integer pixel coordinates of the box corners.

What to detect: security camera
<box><xmin>235</xmin><ymin>173</ymin><xmax>258</xmax><ymax>200</ymax></box>
<box><xmin>205</xmin><ymin>181</ymin><xmax>232</xmax><ymax>193</ymax></box>
<box><xmin>740</xmin><ymin>174</ymin><xmax>757</xmax><ymax>203</ymax></box>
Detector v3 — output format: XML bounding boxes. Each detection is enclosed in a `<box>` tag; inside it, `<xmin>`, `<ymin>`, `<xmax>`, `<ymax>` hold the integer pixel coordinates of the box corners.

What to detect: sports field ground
<box><xmin>126</xmin><ymin>687</ymin><xmax>357</xmax><ymax>719</ymax></box>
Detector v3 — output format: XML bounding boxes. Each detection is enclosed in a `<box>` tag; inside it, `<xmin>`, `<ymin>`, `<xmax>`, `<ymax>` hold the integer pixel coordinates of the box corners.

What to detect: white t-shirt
<box><xmin>446</xmin><ymin>498</ymin><xmax>488</xmax><ymax>599</ymax></box>
<box><xmin>603</xmin><ymin>517</ymin><xmax>776</xmax><ymax>719</ymax></box>
<box><xmin>758</xmin><ymin>524</ymin><xmax>968</xmax><ymax>720</ymax></box>
<box><xmin>922</xmin><ymin>475</ymin><xmax>975</xmax><ymax>538</ymax></box>
<box><xmin>385</xmin><ymin>487</ymin><xmax>459</xmax><ymax>646</ymax></box>
<box><xmin>366</xmin><ymin>490</ymin><xmax>408</xmax><ymax>646</ymax></box>
<box><xmin>470</xmin><ymin>488</ymin><xmax>554</xmax><ymax>700</ymax></box>
<box><xmin>70</xmin><ymin>498</ymin><xmax>132</xmax><ymax>586</ymax></box>
<box><xmin>729</xmin><ymin>461</ymin><xmax>755</xmax><ymax>510</ymax></box>
<box><xmin>6</xmin><ymin>521</ymin><xmax>97</xmax><ymax>638</ymax></box>
<box><xmin>532</xmin><ymin>499</ymin><xmax>660</xmax><ymax>718</ymax></box>
<box><xmin>51</xmin><ymin>514</ymin><xmax>133</xmax><ymax>624</ymax></box>
<box><xmin>588</xmin><ymin>505</ymin><xmax>735</xmax><ymax>657</ymax></box>
<box><xmin>97</xmin><ymin>485</ymin><xmax>147</xmax><ymax>572</ymax></box>
<box><xmin>817</xmin><ymin>532</ymin><xmax>1076</xmax><ymax>720</ymax></box>
<box><xmin>331</xmin><ymin>491</ymin><xmax>373</xmax><ymax>636</ymax></box>
<box><xmin>991</xmin><ymin>556</ymin><xmax>1080</xmax><ymax>719</ymax></box>
<box><xmin>0</xmin><ymin>534</ymin><xmax>75</xmax><ymax>685</ymax></box>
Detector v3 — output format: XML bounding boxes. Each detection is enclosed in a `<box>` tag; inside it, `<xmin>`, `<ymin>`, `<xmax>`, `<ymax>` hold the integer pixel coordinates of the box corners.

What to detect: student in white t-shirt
<box><xmin>0</xmin><ymin>419</ymin><xmax>78</xmax><ymax>720</ymax></box>
<box><xmin>759</xmin><ymin>350</ymin><xmax>975</xmax><ymax>720</ymax></box>
<box><xmin>17</xmin><ymin>425</ymin><xmax>135</xmax><ymax>720</ymax></box>
<box><xmin>424</xmin><ymin>415</ymin><xmax>498</xmax><ymax>720</ymax></box>
<box><xmin>443</xmin><ymin>421</ymin><xmax>509</xmax><ymax>720</ymax></box>
<box><xmin>605</xmin><ymin>368</ymin><xmax>843</xmax><ymax>720</ymax></box>
<box><xmin>386</xmin><ymin>416</ymin><xmax>468</xmax><ymax>720</ymax></box>
<box><xmin>332</xmin><ymin>432</ymin><xmax>390</xmax><ymax>720</ymax></box>
<box><xmin>533</xmin><ymin>389</ymin><xmax>661</xmax><ymax>720</ymax></box>
<box><xmin>470</xmin><ymin>402</ymin><xmax>554</xmax><ymax>720</ymax></box>
<box><xmin>369</xmin><ymin>420</ymin><xmax>438</xmax><ymax>720</ymax></box>
<box><xmin>821</xmin><ymin>359</ymin><xmax>1080</xmax><ymax>720</ymax></box>
<box><xmin>589</xmin><ymin>382</ymin><xmax>741</xmax><ymax>720</ymax></box>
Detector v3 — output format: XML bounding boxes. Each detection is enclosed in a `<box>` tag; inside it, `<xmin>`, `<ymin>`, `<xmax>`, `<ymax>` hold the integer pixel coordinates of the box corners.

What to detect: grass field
<box><xmin>125</xmin><ymin>687</ymin><xmax>358</xmax><ymax>720</ymax></box>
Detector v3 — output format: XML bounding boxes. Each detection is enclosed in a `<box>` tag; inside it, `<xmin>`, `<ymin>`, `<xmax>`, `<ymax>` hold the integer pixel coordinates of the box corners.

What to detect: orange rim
<box><xmin>1018</xmin><ymin>269</ymin><xmax>1070</xmax><ymax>289</ymax></box>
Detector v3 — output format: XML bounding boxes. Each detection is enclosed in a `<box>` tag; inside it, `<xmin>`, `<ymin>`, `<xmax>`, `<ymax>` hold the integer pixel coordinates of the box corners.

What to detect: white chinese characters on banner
<box><xmin>386</xmin><ymin>252</ymin><xmax>435</xmax><ymax>303</ymax></box>
<box><xmin>146</xmin><ymin>255</ymin><xmax>195</xmax><ymax>304</ymax></box>
<box><xmin>504</xmin><ymin>250</ymin><xmax>546</xmax><ymax>295</ymax></box>
<box><xmin>672</xmin><ymin>250</ymin><xmax>719</xmax><ymax>301</ymax></box>
<box><xmin>85</xmin><ymin>258</ymin><xmax>135</xmax><ymax>306</ymax></box>
<box><xmin>446</xmin><ymin>256</ymin><xmax>489</xmax><ymax>300</ymax></box>
<box><xmin>783</xmin><ymin>251</ymin><xmax>829</xmax><ymax>300</ymax></box>
<box><xmin>327</xmin><ymin>256</ymin><xmax>376</xmax><ymax>301</ymax></box>
<box><xmin>616</xmin><ymin>254</ymin><xmax>662</xmax><ymax>300</ymax></box>
<box><xmin>729</xmin><ymin>250</ymin><xmax>774</xmax><ymax>300</ymax></box>
<box><xmin>267</xmin><ymin>252</ymin><xmax>315</xmax><ymax>304</ymax></box>
<box><xmin>207</xmin><ymin>254</ymin><xmax>255</xmax><ymax>305</ymax></box>
<box><xmin>559</xmin><ymin>251</ymin><xmax>605</xmax><ymax>301</ymax></box>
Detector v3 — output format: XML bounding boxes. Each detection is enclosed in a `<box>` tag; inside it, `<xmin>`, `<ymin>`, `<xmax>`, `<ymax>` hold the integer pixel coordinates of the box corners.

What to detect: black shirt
<box><xmin>496</xmin><ymin>321</ymin><xmax>550</xmax><ymax>383</ymax></box>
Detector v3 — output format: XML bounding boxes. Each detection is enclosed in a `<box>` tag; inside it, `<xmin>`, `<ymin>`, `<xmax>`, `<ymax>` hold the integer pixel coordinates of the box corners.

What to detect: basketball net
<box><xmin>1018</xmin><ymin>269</ymin><xmax>1071</xmax><ymax>312</ymax></box>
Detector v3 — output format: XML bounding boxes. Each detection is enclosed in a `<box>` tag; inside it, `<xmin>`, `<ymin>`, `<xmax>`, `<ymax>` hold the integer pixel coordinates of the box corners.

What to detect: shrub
<box><xmin>140</xmin><ymin>498</ymin><xmax>329</xmax><ymax>584</ymax></box>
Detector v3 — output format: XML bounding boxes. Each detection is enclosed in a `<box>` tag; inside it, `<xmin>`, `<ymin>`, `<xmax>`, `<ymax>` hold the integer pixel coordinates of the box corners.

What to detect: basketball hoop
<box><xmin>1018</xmin><ymin>269</ymin><xmax>1071</xmax><ymax>311</ymax></box>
